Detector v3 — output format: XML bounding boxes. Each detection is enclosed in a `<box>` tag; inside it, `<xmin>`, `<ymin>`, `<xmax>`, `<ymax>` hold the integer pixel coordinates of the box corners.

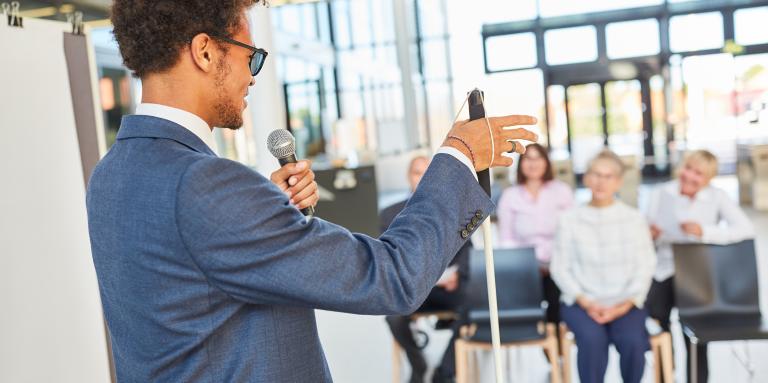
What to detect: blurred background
<box><xmin>4</xmin><ymin>0</ymin><xmax>768</xmax><ymax>382</ymax></box>
<box><xmin>14</xmin><ymin>0</ymin><xmax>768</xmax><ymax>201</ymax></box>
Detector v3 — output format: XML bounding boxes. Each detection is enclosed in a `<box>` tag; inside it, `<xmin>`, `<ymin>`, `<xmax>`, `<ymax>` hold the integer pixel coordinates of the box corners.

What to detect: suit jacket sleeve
<box><xmin>175</xmin><ymin>153</ymin><xmax>493</xmax><ymax>315</ymax></box>
<box><xmin>379</xmin><ymin>200</ymin><xmax>407</xmax><ymax>235</ymax></box>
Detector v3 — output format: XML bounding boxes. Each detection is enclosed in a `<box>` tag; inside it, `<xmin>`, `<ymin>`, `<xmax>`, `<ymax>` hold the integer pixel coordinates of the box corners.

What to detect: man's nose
<box><xmin>249</xmin><ymin>76</ymin><xmax>256</xmax><ymax>86</ymax></box>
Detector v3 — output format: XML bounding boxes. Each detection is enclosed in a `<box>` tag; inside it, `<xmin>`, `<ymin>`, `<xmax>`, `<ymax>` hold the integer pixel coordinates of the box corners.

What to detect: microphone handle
<box><xmin>278</xmin><ymin>155</ymin><xmax>315</xmax><ymax>217</ymax></box>
<box><xmin>468</xmin><ymin>89</ymin><xmax>491</xmax><ymax>197</ymax></box>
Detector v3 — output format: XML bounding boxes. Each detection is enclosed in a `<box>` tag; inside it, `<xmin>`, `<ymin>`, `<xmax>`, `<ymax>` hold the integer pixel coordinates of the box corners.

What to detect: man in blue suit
<box><xmin>87</xmin><ymin>1</ymin><xmax>537</xmax><ymax>381</ymax></box>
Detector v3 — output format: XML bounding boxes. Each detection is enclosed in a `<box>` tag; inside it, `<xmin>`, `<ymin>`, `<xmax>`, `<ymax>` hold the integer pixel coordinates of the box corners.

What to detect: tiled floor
<box><xmin>317</xmin><ymin>176</ymin><xmax>768</xmax><ymax>382</ymax></box>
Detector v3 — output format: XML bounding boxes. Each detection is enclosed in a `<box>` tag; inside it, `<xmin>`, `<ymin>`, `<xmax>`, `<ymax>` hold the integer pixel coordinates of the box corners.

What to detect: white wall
<box><xmin>247</xmin><ymin>6</ymin><xmax>284</xmax><ymax>177</ymax></box>
<box><xmin>0</xmin><ymin>19</ymin><xmax>111</xmax><ymax>383</ymax></box>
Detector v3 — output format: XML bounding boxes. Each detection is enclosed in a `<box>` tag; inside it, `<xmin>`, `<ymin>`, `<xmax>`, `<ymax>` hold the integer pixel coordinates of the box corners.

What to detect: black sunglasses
<box><xmin>211</xmin><ymin>35</ymin><xmax>269</xmax><ymax>77</ymax></box>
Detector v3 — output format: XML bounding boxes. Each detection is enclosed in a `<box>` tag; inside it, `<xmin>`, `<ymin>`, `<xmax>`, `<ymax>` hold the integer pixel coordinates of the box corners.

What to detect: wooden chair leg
<box><xmin>455</xmin><ymin>338</ymin><xmax>468</xmax><ymax>383</ymax></box>
<box><xmin>546</xmin><ymin>324</ymin><xmax>563</xmax><ymax>383</ymax></box>
<box><xmin>650</xmin><ymin>332</ymin><xmax>675</xmax><ymax>383</ymax></box>
<box><xmin>392</xmin><ymin>339</ymin><xmax>401</xmax><ymax>383</ymax></box>
<box><xmin>659</xmin><ymin>333</ymin><xmax>674</xmax><ymax>383</ymax></box>
<box><xmin>560</xmin><ymin>323</ymin><xmax>573</xmax><ymax>383</ymax></box>
<box><xmin>650</xmin><ymin>335</ymin><xmax>662</xmax><ymax>383</ymax></box>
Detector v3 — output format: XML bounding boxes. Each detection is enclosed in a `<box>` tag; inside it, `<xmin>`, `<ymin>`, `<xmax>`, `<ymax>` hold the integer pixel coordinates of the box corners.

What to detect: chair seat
<box><xmin>468</xmin><ymin>321</ymin><xmax>545</xmax><ymax>344</ymax></box>
<box><xmin>680</xmin><ymin>314</ymin><xmax>768</xmax><ymax>343</ymax></box>
<box><xmin>410</xmin><ymin>310</ymin><xmax>456</xmax><ymax>321</ymax></box>
<box><xmin>469</xmin><ymin>308</ymin><xmax>543</xmax><ymax>324</ymax></box>
<box><xmin>467</xmin><ymin>308</ymin><xmax>545</xmax><ymax>343</ymax></box>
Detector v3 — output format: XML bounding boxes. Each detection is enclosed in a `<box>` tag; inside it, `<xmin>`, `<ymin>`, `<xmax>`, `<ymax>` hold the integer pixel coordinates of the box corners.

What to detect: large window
<box><xmin>669</xmin><ymin>12</ymin><xmax>724</xmax><ymax>53</ymax></box>
<box><xmin>735</xmin><ymin>6</ymin><xmax>768</xmax><ymax>46</ymax></box>
<box><xmin>485</xmin><ymin>33</ymin><xmax>538</xmax><ymax>71</ymax></box>
<box><xmin>330</xmin><ymin>0</ymin><xmax>411</xmax><ymax>155</ymax></box>
<box><xmin>544</xmin><ymin>26</ymin><xmax>598</xmax><ymax>66</ymax></box>
<box><xmin>484</xmin><ymin>69</ymin><xmax>547</xmax><ymax>144</ymax></box>
<box><xmin>272</xmin><ymin>3</ymin><xmax>337</xmax><ymax>158</ymax></box>
<box><xmin>415</xmin><ymin>0</ymin><xmax>455</xmax><ymax>150</ymax></box>
<box><xmin>478</xmin><ymin>0</ymin><xmax>768</xmax><ymax>176</ymax></box>
<box><xmin>606</xmin><ymin>19</ymin><xmax>660</xmax><ymax>59</ymax></box>
<box><xmin>272</xmin><ymin>3</ymin><xmax>328</xmax><ymax>42</ymax></box>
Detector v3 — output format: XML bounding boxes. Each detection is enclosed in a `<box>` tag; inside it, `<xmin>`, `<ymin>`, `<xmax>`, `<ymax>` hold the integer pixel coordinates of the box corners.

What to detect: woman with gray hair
<box><xmin>551</xmin><ymin>150</ymin><xmax>657</xmax><ymax>383</ymax></box>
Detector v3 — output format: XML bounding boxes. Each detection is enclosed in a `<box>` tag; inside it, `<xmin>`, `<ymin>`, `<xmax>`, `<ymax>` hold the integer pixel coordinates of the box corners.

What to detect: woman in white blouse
<box><xmin>645</xmin><ymin>150</ymin><xmax>754</xmax><ymax>383</ymax></box>
<box><xmin>551</xmin><ymin>150</ymin><xmax>656</xmax><ymax>383</ymax></box>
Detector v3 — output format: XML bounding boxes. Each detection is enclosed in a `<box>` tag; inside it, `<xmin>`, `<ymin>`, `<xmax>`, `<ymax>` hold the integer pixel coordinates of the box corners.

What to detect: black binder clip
<box><xmin>67</xmin><ymin>11</ymin><xmax>84</xmax><ymax>35</ymax></box>
<box><xmin>3</xmin><ymin>1</ymin><xmax>23</xmax><ymax>28</ymax></box>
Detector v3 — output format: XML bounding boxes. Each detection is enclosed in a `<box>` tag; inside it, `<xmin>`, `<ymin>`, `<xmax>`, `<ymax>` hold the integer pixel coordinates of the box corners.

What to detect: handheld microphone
<box><xmin>267</xmin><ymin>129</ymin><xmax>315</xmax><ymax>217</ymax></box>
<box><xmin>468</xmin><ymin>89</ymin><xmax>491</xmax><ymax>197</ymax></box>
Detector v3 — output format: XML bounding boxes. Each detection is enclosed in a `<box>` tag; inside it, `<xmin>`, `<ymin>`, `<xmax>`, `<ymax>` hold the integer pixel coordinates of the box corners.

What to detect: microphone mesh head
<box><xmin>267</xmin><ymin>129</ymin><xmax>296</xmax><ymax>159</ymax></box>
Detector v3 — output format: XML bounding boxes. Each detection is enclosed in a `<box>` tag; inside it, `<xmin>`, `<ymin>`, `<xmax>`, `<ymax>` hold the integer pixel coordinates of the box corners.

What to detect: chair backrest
<box><xmin>672</xmin><ymin>240</ymin><xmax>760</xmax><ymax>317</ymax></box>
<box><xmin>464</xmin><ymin>247</ymin><xmax>544</xmax><ymax>326</ymax></box>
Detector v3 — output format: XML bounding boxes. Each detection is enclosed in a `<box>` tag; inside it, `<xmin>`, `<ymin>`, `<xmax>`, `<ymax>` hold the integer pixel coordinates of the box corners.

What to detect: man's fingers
<box><xmin>502</xmin><ymin>127</ymin><xmax>538</xmax><ymax>143</ymax></box>
<box><xmin>495</xmin><ymin>155</ymin><xmax>514</xmax><ymax>167</ymax></box>
<box><xmin>288</xmin><ymin>172</ymin><xmax>315</xmax><ymax>198</ymax></box>
<box><xmin>291</xmin><ymin>182</ymin><xmax>317</xmax><ymax>205</ymax></box>
<box><xmin>271</xmin><ymin>161</ymin><xmax>314</xmax><ymax>197</ymax></box>
<box><xmin>297</xmin><ymin>191</ymin><xmax>320</xmax><ymax>209</ymax></box>
<box><xmin>270</xmin><ymin>172</ymin><xmax>290</xmax><ymax>192</ymax></box>
<box><xmin>490</xmin><ymin>115</ymin><xmax>537</xmax><ymax>128</ymax></box>
<box><xmin>278</xmin><ymin>160</ymin><xmax>311</xmax><ymax>179</ymax></box>
<box><xmin>288</xmin><ymin>160</ymin><xmax>310</xmax><ymax>174</ymax></box>
<box><xmin>503</xmin><ymin>140</ymin><xmax>526</xmax><ymax>155</ymax></box>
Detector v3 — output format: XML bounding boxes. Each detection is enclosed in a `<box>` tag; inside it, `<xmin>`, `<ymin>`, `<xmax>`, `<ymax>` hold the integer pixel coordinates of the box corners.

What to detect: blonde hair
<box><xmin>587</xmin><ymin>149</ymin><xmax>625</xmax><ymax>177</ymax></box>
<box><xmin>682</xmin><ymin>150</ymin><xmax>719</xmax><ymax>179</ymax></box>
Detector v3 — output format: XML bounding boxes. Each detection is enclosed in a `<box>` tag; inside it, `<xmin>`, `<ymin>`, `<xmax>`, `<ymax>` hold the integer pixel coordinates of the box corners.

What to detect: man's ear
<box><xmin>189</xmin><ymin>33</ymin><xmax>216</xmax><ymax>73</ymax></box>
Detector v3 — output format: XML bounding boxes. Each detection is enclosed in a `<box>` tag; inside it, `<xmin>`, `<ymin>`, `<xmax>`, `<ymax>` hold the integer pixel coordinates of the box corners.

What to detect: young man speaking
<box><xmin>87</xmin><ymin>1</ymin><xmax>537</xmax><ymax>381</ymax></box>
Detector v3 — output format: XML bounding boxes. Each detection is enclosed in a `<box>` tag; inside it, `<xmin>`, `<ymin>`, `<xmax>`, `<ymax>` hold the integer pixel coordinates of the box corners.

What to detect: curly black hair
<box><xmin>111</xmin><ymin>0</ymin><xmax>262</xmax><ymax>78</ymax></box>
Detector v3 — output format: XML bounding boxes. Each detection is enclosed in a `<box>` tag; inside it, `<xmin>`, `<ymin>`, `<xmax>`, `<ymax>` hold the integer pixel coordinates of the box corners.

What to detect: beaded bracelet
<box><xmin>446</xmin><ymin>135</ymin><xmax>476</xmax><ymax>168</ymax></box>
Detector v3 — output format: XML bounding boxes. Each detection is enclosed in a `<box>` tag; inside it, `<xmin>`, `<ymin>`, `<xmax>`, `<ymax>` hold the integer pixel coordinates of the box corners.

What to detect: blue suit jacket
<box><xmin>86</xmin><ymin>115</ymin><xmax>492</xmax><ymax>382</ymax></box>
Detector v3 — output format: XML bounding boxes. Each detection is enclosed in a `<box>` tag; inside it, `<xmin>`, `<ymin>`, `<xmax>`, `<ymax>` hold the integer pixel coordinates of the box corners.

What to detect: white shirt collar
<box><xmin>665</xmin><ymin>180</ymin><xmax>714</xmax><ymax>202</ymax></box>
<box><xmin>135</xmin><ymin>103</ymin><xmax>219</xmax><ymax>155</ymax></box>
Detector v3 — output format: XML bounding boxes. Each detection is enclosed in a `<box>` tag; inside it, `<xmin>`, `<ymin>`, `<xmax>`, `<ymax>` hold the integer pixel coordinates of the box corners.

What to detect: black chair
<box><xmin>455</xmin><ymin>248</ymin><xmax>562</xmax><ymax>383</ymax></box>
<box><xmin>673</xmin><ymin>240</ymin><xmax>768</xmax><ymax>383</ymax></box>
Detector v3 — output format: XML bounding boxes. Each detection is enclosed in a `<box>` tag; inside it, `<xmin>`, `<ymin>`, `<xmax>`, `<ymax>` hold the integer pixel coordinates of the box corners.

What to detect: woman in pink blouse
<box><xmin>497</xmin><ymin>143</ymin><xmax>574</xmax><ymax>323</ymax></box>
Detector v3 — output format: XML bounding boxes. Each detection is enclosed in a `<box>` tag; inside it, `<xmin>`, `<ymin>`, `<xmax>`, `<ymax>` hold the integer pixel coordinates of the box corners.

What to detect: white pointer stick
<box><xmin>463</xmin><ymin>89</ymin><xmax>504</xmax><ymax>383</ymax></box>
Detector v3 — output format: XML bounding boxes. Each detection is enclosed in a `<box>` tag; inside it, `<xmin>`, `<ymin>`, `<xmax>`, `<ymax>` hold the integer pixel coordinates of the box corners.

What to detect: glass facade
<box><xmin>270</xmin><ymin>0</ymin><xmax>453</xmax><ymax>159</ymax></box>
<box><xmin>480</xmin><ymin>0</ymin><xmax>768</xmax><ymax>176</ymax></box>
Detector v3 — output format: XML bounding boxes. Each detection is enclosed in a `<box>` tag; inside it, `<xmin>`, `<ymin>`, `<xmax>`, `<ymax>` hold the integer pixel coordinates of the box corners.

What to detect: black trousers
<box><xmin>386</xmin><ymin>286</ymin><xmax>463</xmax><ymax>381</ymax></box>
<box><xmin>646</xmin><ymin>277</ymin><xmax>709</xmax><ymax>383</ymax></box>
<box><xmin>542</xmin><ymin>273</ymin><xmax>561</xmax><ymax>324</ymax></box>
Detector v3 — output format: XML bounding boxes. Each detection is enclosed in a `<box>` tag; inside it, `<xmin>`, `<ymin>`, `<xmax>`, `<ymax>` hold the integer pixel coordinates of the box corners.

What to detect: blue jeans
<box><xmin>561</xmin><ymin>303</ymin><xmax>649</xmax><ymax>383</ymax></box>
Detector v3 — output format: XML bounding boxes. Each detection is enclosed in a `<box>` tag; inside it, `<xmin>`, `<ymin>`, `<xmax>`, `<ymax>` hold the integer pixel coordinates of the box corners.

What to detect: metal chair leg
<box><xmin>690</xmin><ymin>336</ymin><xmax>698</xmax><ymax>383</ymax></box>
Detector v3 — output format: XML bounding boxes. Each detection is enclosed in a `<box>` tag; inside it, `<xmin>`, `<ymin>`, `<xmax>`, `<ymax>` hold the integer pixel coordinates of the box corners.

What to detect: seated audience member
<box><xmin>382</xmin><ymin>155</ymin><xmax>470</xmax><ymax>383</ymax></box>
<box><xmin>551</xmin><ymin>150</ymin><xmax>657</xmax><ymax>383</ymax></box>
<box><xmin>497</xmin><ymin>143</ymin><xmax>573</xmax><ymax>324</ymax></box>
<box><xmin>645</xmin><ymin>149</ymin><xmax>755</xmax><ymax>383</ymax></box>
